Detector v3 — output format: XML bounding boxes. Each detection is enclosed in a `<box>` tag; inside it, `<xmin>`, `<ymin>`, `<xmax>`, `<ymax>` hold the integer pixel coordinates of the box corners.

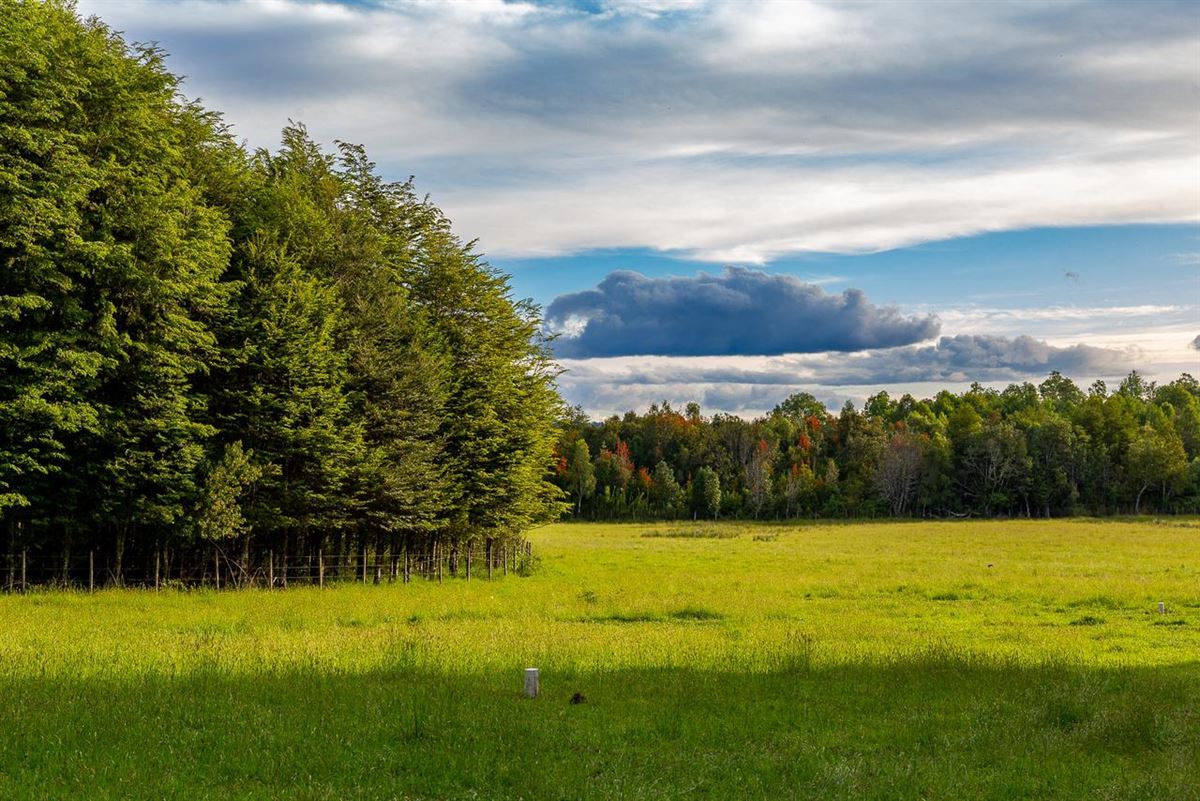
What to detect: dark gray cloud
<box><xmin>546</xmin><ymin>268</ymin><xmax>939</xmax><ymax>357</ymax></box>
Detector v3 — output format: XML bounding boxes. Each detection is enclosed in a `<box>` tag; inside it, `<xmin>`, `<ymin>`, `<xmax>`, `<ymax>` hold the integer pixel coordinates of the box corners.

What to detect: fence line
<box><xmin>0</xmin><ymin>540</ymin><xmax>535</xmax><ymax>592</ymax></box>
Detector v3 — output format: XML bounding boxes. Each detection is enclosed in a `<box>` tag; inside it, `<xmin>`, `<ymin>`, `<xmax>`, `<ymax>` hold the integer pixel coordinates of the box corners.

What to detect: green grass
<box><xmin>2</xmin><ymin>519</ymin><xmax>1198</xmax><ymax>799</ymax></box>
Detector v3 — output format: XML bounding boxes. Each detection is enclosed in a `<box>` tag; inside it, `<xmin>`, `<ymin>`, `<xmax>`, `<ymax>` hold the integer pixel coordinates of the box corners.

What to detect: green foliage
<box><xmin>565</xmin><ymin>439</ymin><xmax>596</xmax><ymax>516</ymax></box>
<box><xmin>650</xmin><ymin>460</ymin><xmax>683</xmax><ymax>517</ymax></box>
<box><xmin>692</xmin><ymin>466</ymin><xmax>721</xmax><ymax>520</ymax></box>
<box><xmin>1127</xmin><ymin>425</ymin><xmax>1188</xmax><ymax>513</ymax></box>
<box><xmin>0</xmin><ymin>3</ymin><xmax>560</xmax><ymax>581</ymax></box>
<box><xmin>554</xmin><ymin>376</ymin><xmax>1200</xmax><ymax>520</ymax></box>
<box><xmin>0</xmin><ymin>0</ymin><xmax>221</xmax><ymax>531</ymax></box>
<box><xmin>212</xmin><ymin>237</ymin><xmax>357</xmax><ymax>538</ymax></box>
<box><xmin>196</xmin><ymin>442</ymin><xmax>262</xmax><ymax>542</ymax></box>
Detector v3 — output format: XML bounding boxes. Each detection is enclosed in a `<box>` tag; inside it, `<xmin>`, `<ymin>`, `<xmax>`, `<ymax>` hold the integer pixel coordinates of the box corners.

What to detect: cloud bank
<box><xmin>546</xmin><ymin>268</ymin><xmax>939</xmax><ymax>357</ymax></box>
<box><xmin>79</xmin><ymin>0</ymin><xmax>1200</xmax><ymax>261</ymax></box>
<box><xmin>559</xmin><ymin>334</ymin><xmax>1132</xmax><ymax>388</ymax></box>
<box><xmin>557</xmin><ymin>334</ymin><xmax>1135</xmax><ymax>415</ymax></box>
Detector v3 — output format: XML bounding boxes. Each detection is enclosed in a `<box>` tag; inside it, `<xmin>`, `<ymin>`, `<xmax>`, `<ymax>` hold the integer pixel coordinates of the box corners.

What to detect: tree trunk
<box><xmin>114</xmin><ymin>529</ymin><xmax>126</xmax><ymax>587</ymax></box>
<box><xmin>241</xmin><ymin>533</ymin><xmax>251</xmax><ymax>588</ymax></box>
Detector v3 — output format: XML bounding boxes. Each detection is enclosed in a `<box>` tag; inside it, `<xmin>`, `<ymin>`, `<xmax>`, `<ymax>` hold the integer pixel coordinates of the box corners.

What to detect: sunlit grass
<box><xmin>1</xmin><ymin>519</ymin><xmax>1197</xmax><ymax>799</ymax></box>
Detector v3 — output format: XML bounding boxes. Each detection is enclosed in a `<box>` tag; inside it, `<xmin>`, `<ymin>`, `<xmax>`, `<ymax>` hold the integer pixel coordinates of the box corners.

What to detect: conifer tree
<box><xmin>0</xmin><ymin>0</ymin><xmax>230</xmax><ymax>580</ymax></box>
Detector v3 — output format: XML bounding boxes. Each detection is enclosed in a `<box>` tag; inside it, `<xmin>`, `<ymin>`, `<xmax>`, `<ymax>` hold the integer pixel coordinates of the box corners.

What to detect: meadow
<box><xmin>1</xmin><ymin>519</ymin><xmax>1197</xmax><ymax>800</ymax></box>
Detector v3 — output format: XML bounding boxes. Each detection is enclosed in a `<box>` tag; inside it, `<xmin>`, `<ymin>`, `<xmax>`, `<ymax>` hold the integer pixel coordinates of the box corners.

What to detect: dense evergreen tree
<box><xmin>0</xmin><ymin>2</ymin><xmax>563</xmax><ymax>586</ymax></box>
<box><xmin>1</xmin><ymin>0</ymin><xmax>232</xmax><ymax>580</ymax></box>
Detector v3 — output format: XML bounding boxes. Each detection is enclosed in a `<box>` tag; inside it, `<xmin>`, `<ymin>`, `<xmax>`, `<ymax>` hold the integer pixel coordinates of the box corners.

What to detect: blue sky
<box><xmin>500</xmin><ymin>225</ymin><xmax>1200</xmax><ymax>311</ymax></box>
<box><xmin>79</xmin><ymin>0</ymin><xmax>1200</xmax><ymax>416</ymax></box>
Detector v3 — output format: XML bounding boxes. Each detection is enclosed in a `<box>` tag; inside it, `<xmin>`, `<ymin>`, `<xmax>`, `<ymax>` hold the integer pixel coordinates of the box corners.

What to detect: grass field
<box><xmin>2</xmin><ymin>519</ymin><xmax>1198</xmax><ymax>800</ymax></box>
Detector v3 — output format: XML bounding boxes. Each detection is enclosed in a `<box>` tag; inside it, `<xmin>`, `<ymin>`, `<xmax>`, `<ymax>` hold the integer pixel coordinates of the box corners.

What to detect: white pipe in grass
<box><xmin>524</xmin><ymin>667</ymin><xmax>539</xmax><ymax>698</ymax></box>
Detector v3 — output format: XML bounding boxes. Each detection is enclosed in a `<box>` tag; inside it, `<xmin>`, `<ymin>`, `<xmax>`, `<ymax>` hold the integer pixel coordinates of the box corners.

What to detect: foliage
<box><xmin>553</xmin><ymin>374</ymin><xmax>1200</xmax><ymax>520</ymax></box>
<box><xmin>562</xmin><ymin>439</ymin><xmax>596</xmax><ymax>517</ymax></box>
<box><xmin>196</xmin><ymin>442</ymin><xmax>263</xmax><ymax>543</ymax></box>
<box><xmin>692</xmin><ymin>466</ymin><xmax>721</xmax><ymax>520</ymax></box>
<box><xmin>0</xmin><ymin>2</ymin><xmax>560</xmax><ymax>582</ymax></box>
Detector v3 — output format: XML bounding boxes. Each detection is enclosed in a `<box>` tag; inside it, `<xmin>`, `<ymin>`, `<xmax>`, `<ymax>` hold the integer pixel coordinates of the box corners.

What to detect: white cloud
<box><xmin>445</xmin><ymin>147</ymin><xmax>1197</xmax><ymax>260</ymax></box>
<box><xmin>601</xmin><ymin>0</ymin><xmax>707</xmax><ymax>18</ymax></box>
<box><xmin>77</xmin><ymin>0</ymin><xmax>1200</xmax><ymax>261</ymax></box>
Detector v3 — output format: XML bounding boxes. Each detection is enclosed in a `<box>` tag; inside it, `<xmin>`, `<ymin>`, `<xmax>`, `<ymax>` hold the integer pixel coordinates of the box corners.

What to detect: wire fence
<box><xmin>0</xmin><ymin>541</ymin><xmax>534</xmax><ymax>592</ymax></box>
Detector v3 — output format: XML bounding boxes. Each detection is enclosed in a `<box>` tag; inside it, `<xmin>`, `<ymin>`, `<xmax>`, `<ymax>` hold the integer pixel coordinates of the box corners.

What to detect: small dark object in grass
<box><xmin>570</xmin><ymin>692</ymin><xmax>586</xmax><ymax>704</ymax></box>
<box><xmin>987</xmin><ymin>564</ymin><xmax>994</xmax><ymax>568</ymax></box>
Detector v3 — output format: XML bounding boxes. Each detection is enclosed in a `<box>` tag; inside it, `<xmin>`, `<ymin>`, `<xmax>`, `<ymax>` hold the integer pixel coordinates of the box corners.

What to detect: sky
<box><xmin>78</xmin><ymin>0</ymin><xmax>1200</xmax><ymax>417</ymax></box>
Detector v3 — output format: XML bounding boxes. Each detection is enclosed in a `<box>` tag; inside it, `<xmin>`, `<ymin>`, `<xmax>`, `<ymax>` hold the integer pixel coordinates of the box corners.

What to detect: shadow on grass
<box><xmin>1</xmin><ymin>659</ymin><xmax>1197</xmax><ymax>800</ymax></box>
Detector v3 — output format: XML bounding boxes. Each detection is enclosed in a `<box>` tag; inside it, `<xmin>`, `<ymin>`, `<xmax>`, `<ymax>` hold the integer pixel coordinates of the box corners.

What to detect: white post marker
<box><xmin>524</xmin><ymin>667</ymin><xmax>539</xmax><ymax>699</ymax></box>
<box><xmin>1158</xmin><ymin>602</ymin><xmax>1166</xmax><ymax>614</ymax></box>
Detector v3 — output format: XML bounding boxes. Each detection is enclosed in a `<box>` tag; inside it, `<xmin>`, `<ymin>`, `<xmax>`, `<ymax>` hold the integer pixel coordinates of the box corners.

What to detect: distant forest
<box><xmin>551</xmin><ymin>371</ymin><xmax>1200</xmax><ymax>521</ymax></box>
<box><xmin>1</xmin><ymin>2</ymin><xmax>561</xmax><ymax>585</ymax></box>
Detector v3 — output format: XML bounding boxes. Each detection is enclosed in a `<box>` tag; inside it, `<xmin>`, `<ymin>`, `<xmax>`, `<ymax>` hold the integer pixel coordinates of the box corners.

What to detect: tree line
<box><xmin>553</xmin><ymin>371</ymin><xmax>1200</xmax><ymax>521</ymax></box>
<box><xmin>0</xmin><ymin>1</ymin><xmax>562</xmax><ymax>587</ymax></box>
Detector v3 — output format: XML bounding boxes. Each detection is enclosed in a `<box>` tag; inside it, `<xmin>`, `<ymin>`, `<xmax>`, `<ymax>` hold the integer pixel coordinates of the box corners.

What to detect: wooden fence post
<box><xmin>214</xmin><ymin>549</ymin><xmax>220</xmax><ymax>590</ymax></box>
<box><xmin>21</xmin><ymin>549</ymin><xmax>26</xmax><ymax>592</ymax></box>
<box><xmin>89</xmin><ymin>550</ymin><xmax>94</xmax><ymax>593</ymax></box>
<box><xmin>268</xmin><ymin>550</ymin><xmax>275</xmax><ymax>589</ymax></box>
<box><xmin>318</xmin><ymin>549</ymin><xmax>325</xmax><ymax>588</ymax></box>
<box><xmin>503</xmin><ymin>544</ymin><xmax>508</xmax><ymax>576</ymax></box>
<box><xmin>154</xmin><ymin>544</ymin><xmax>161</xmax><ymax>590</ymax></box>
<box><xmin>486</xmin><ymin>540</ymin><xmax>493</xmax><ymax>579</ymax></box>
<box><xmin>466</xmin><ymin>544</ymin><xmax>472</xmax><ymax>581</ymax></box>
